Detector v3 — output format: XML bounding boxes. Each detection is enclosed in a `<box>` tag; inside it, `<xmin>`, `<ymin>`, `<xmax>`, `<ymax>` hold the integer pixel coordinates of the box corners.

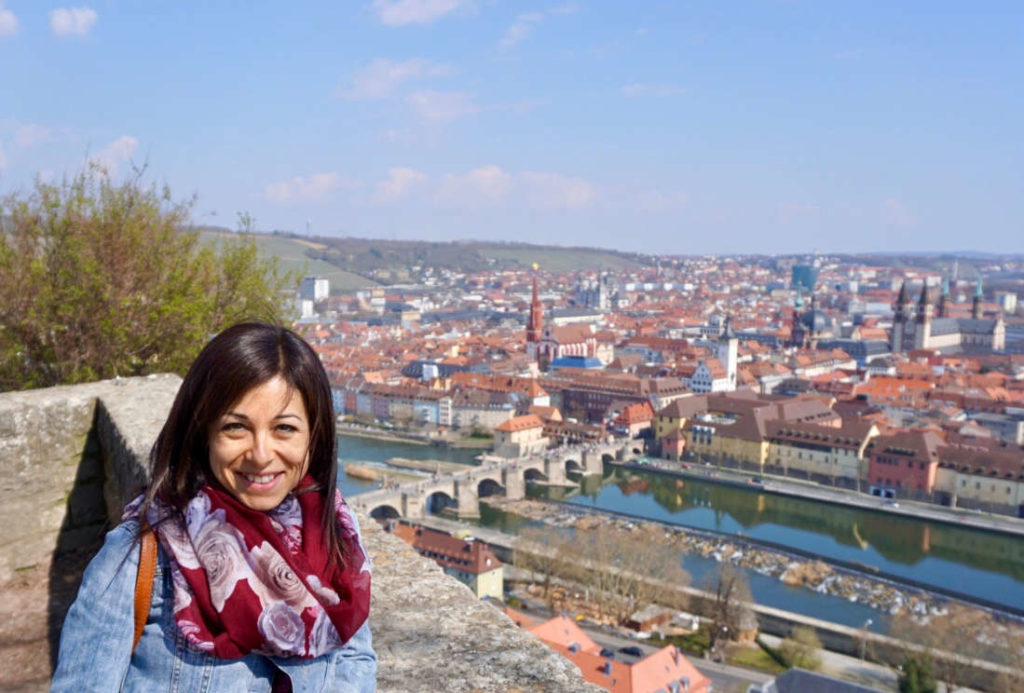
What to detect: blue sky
<box><xmin>1</xmin><ymin>1</ymin><xmax>1022</xmax><ymax>254</ymax></box>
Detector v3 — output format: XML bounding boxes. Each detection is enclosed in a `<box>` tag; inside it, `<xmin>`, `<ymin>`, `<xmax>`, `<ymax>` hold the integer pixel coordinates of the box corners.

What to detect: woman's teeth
<box><xmin>244</xmin><ymin>473</ymin><xmax>277</xmax><ymax>484</ymax></box>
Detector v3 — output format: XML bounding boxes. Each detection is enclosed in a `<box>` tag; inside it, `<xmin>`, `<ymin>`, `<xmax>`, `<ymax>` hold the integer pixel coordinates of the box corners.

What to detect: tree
<box><xmin>0</xmin><ymin>167</ymin><xmax>293</xmax><ymax>390</ymax></box>
<box><xmin>898</xmin><ymin>654</ymin><xmax>937</xmax><ymax>693</ymax></box>
<box><xmin>779</xmin><ymin>625</ymin><xmax>822</xmax><ymax>671</ymax></box>
<box><xmin>705</xmin><ymin>562</ymin><xmax>754</xmax><ymax>658</ymax></box>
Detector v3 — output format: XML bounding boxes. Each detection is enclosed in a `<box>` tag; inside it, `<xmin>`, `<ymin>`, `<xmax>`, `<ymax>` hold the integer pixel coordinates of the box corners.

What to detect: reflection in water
<box><xmin>559</xmin><ymin>466</ymin><xmax>1024</xmax><ymax>610</ymax></box>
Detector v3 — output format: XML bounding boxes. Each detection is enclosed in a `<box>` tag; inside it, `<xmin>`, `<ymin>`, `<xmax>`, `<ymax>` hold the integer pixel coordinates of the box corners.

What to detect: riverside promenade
<box><xmin>617</xmin><ymin>458</ymin><xmax>1024</xmax><ymax>539</ymax></box>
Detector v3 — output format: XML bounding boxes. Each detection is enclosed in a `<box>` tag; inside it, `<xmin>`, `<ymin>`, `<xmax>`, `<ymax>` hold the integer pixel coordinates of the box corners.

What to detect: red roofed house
<box><xmin>614</xmin><ymin>401</ymin><xmax>655</xmax><ymax>437</ymax></box>
<box><xmin>392</xmin><ymin>523</ymin><xmax>504</xmax><ymax>599</ymax></box>
<box><xmin>493</xmin><ymin>414</ymin><xmax>548</xmax><ymax>458</ymax></box>
<box><xmin>503</xmin><ymin>608</ymin><xmax>710</xmax><ymax>693</ymax></box>
<box><xmin>866</xmin><ymin>430</ymin><xmax>945</xmax><ymax>499</ymax></box>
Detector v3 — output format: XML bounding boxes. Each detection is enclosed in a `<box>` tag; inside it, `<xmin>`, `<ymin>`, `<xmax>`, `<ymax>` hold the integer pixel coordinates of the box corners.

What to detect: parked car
<box><xmin>618</xmin><ymin>646</ymin><xmax>643</xmax><ymax>657</ymax></box>
<box><xmin>599</xmin><ymin>648</ymin><xmax>615</xmax><ymax>658</ymax></box>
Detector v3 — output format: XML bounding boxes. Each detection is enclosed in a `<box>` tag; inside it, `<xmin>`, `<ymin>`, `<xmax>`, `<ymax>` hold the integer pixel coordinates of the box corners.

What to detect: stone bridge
<box><xmin>349</xmin><ymin>441</ymin><xmax>642</xmax><ymax>520</ymax></box>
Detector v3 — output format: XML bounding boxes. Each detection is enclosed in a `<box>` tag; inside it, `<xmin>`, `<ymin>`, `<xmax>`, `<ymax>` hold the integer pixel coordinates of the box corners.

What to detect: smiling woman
<box><xmin>51</xmin><ymin>323</ymin><xmax>376</xmax><ymax>691</ymax></box>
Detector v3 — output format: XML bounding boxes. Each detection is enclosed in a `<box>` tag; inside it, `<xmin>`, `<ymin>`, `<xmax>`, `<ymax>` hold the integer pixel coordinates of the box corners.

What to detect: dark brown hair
<box><xmin>144</xmin><ymin>322</ymin><xmax>344</xmax><ymax>564</ymax></box>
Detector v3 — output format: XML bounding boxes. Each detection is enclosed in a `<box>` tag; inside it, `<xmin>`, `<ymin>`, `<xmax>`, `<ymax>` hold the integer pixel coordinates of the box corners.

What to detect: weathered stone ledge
<box><xmin>0</xmin><ymin>375</ymin><xmax>597</xmax><ymax>691</ymax></box>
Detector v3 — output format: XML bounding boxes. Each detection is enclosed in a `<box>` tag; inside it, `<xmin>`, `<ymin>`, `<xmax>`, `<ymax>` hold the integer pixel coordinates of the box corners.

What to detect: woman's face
<box><xmin>208</xmin><ymin>375</ymin><xmax>311</xmax><ymax>511</ymax></box>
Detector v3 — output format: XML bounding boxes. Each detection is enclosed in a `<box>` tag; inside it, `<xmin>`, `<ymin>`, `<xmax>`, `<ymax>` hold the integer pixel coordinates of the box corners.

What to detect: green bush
<box><xmin>0</xmin><ymin>168</ymin><xmax>292</xmax><ymax>390</ymax></box>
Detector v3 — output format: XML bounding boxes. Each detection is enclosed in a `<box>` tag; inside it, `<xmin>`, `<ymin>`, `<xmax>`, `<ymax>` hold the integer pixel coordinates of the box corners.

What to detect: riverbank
<box><xmin>616</xmin><ymin>458</ymin><xmax>1024</xmax><ymax>539</ymax></box>
<box><xmin>484</xmin><ymin>497</ymin><xmax>980</xmax><ymax>621</ymax></box>
<box><xmin>337</xmin><ymin>422</ymin><xmax>494</xmax><ymax>450</ymax></box>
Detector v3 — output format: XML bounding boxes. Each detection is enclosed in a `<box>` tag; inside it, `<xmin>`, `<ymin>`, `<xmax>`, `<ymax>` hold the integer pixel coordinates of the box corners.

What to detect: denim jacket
<box><xmin>51</xmin><ymin>518</ymin><xmax>376</xmax><ymax>692</ymax></box>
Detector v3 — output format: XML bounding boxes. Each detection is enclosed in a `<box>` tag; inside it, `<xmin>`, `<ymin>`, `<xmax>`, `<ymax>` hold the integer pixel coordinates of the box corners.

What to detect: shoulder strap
<box><xmin>132</xmin><ymin>522</ymin><xmax>157</xmax><ymax>654</ymax></box>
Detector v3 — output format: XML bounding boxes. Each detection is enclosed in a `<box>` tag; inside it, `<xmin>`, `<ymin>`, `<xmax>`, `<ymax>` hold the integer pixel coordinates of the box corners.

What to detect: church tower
<box><xmin>937</xmin><ymin>277</ymin><xmax>950</xmax><ymax>318</ymax></box>
<box><xmin>891</xmin><ymin>281</ymin><xmax>913</xmax><ymax>352</ymax></box>
<box><xmin>914</xmin><ymin>283</ymin><xmax>933</xmax><ymax>350</ymax></box>
<box><xmin>526</xmin><ymin>271</ymin><xmax>543</xmax><ymax>344</ymax></box>
<box><xmin>717</xmin><ymin>316</ymin><xmax>738</xmax><ymax>390</ymax></box>
<box><xmin>972</xmin><ymin>279</ymin><xmax>984</xmax><ymax>320</ymax></box>
<box><xmin>789</xmin><ymin>294</ymin><xmax>807</xmax><ymax>349</ymax></box>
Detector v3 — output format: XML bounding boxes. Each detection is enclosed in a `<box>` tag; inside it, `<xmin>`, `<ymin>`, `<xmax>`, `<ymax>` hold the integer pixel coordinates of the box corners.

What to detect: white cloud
<box><xmin>0</xmin><ymin>144</ymin><xmax>8</xmax><ymax>171</ymax></box>
<box><xmin>49</xmin><ymin>6</ymin><xmax>98</xmax><ymax>37</ymax></box>
<box><xmin>89</xmin><ymin>135</ymin><xmax>137</xmax><ymax>175</ymax></box>
<box><xmin>370</xmin><ymin>0</ymin><xmax>472</xmax><ymax>26</ymax></box>
<box><xmin>881</xmin><ymin>198</ymin><xmax>919</xmax><ymax>228</ymax></box>
<box><xmin>620</xmin><ymin>83</ymin><xmax>684</xmax><ymax>98</ymax></box>
<box><xmin>436</xmin><ymin>165</ymin><xmax>512</xmax><ymax>206</ymax></box>
<box><xmin>371</xmin><ymin>165</ymin><xmax>595</xmax><ymax>210</ymax></box>
<box><xmin>373</xmin><ymin>166</ymin><xmax>427</xmax><ymax>202</ymax></box>
<box><xmin>499</xmin><ymin>12</ymin><xmax>544</xmax><ymax>49</ymax></box>
<box><xmin>0</xmin><ymin>4</ymin><xmax>19</xmax><ymax>37</ymax></box>
<box><xmin>264</xmin><ymin>172</ymin><xmax>346</xmax><ymax>204</ymax></box>
<box><xmin>407</xmin><ymin>90</ymin><xmax>479</xmax><ymax>123</ymax></box>
<box><xmin>14</xmin><ymin>123</ymin><xmax>51</xmax><ymax>148</ymax></box>
<box><xmin>521</xmin><ymin>171</ymin><xmax>595</xmax><ymax>209</ymax></box>
<box><xmin>340</xmin><ymin>58</ymin><xmax>449</xmax><ymax>100</ymax></box>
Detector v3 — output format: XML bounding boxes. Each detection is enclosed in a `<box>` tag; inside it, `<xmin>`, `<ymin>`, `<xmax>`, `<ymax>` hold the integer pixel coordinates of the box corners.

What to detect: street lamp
<box><xmin>859</xmin><ymin>618</ymin><xmax>873</xmax><ymax>660</ymax></box>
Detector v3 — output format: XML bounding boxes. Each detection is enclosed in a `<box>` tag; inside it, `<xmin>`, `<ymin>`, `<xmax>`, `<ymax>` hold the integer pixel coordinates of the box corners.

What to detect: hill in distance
<box><xmin>200</xmin><ymin>229</ymin><xmax>649</xmax><ymax>290</ymax></box>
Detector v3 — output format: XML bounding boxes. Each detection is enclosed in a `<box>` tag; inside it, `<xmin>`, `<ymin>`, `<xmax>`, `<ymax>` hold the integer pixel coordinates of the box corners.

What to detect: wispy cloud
<box><xmin>520</xmin><ymin>171</ymin><xmax>594</xmax><ymax>209</ymax></box>
<box><xmin>265</xmin><ymin>172</ymin><xmax>347</xmax><ymax>203</ymax></box>
<box><xmin>0</xmin><ymin>3</ymin><xmax>19</xmax><ymax>37</ymax></box>
<box><xmin>339</xmin><ymin>58</ymin><xmax>450</xmax><ymax>101</ymax></box>
<box><xmin>14</xmin><ymin>123</ymin><xmax>51</xmax><ymax>148</ymax></box>
<box><xmin>370</xmin><ymin>0</ymin><xmax>473</xmax><ymax>27</ymax></box>
<box><xmin>407</xmin><ymin>90</ymin><xmax>480</xmax><ymax>123</ymax></box>
<box><xmin>89</xmin><ymin>135</ymin><xmax>137</xmax><ymax>175</ymax></box>
<box><xmin>499</xmin><ymin>12</ymin><xmax>544</xmax><ymax>49</ymax></box>
<box><xmin>435</xmin><ymin>165</ymin><xmax>512</xmax><ymax>206</ymax></box>
<box><xmin>620</xmin><ymin>83</ymin><xmax>683</xmax><ymax>98</ymax></box>
<box><xmin>0</xmin><ymin>144</ymin><xmax>8</xmax><ymax>172</ymax></box>
<box><xmin>49</xmin><ymin>6</ymin><xmax>98</xmax><ymax>37</ymax></box>
<box><xmin>373</xmin><ymin>166</ymin><xmax>427</xmax><ymax>202</ymax></box>
<box><xmin>375</xmin><ymin>164</ymin><xmax>595</xmax><ymax>210</ymax></box>
<box><xmin>498</xmin><ymin>4</ymin><xmax>578</xmax><ymax>50</ymax></box>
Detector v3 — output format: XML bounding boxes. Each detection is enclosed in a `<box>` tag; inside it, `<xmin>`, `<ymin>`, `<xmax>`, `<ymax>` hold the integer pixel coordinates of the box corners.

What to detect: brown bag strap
<box><xmin>133</xmin><ymin>522</ymin><xmax>157</xmax><ymax>654</ymax></box>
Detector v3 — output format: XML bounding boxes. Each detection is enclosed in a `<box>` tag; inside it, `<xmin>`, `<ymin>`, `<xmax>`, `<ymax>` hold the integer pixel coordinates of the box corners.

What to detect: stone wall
<box><xmin>0</xmin><ymin>376</ymin><xmax>598</xmax><ymax>692</ymax></box>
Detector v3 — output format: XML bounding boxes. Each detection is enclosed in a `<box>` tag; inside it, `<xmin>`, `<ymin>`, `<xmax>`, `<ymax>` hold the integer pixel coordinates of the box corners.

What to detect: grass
<box><xmin>482</xmin><ymin>246</ymin><xmax>644</xmax><ymax>272</ymax></box>
<box><xmin>199</xmin><ymin>230</ymin><xmax>378</xmax><ymax>290</ymax></box>
<box><xmin>727</xmin><ymin>643</ymin><xmax>788</xmax><ymax>674</ymax></box>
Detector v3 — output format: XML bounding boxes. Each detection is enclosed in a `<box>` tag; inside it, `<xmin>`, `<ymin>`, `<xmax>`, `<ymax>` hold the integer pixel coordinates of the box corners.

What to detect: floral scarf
<box><xmin>124</xmin><ymin>477</ymin><xmax>371</xmax><ymax>659</ymax></box>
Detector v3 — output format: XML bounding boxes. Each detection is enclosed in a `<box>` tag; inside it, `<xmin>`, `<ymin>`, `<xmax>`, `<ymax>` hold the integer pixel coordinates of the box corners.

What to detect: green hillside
<box><xmin>480</xmin><ymin>245</ymin><xmax>644</xmax><ymax>272</ymax></box>
<box><xmin>199</xmin><ymin>230</ymin><xmax>378</xmax><ymax>291</ymax></box>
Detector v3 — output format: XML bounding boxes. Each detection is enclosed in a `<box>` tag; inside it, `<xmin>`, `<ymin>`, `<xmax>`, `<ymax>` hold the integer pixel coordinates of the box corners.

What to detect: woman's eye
<box><xmin>221</xmin><ymin>422</ymin><xmax>245</xmax><ymax>432</ymax></box>
<box><xmin>276</xmin><ymin>424</ymin><xmax>298</xmax><ymax>433</ymax></box>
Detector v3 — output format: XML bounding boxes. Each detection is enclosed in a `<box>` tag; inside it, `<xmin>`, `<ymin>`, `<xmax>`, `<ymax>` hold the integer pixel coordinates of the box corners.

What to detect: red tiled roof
<box><xmin>495</xmin><ymin>414</ymin><xmax>545</xmax><ymax>432</ymax></box>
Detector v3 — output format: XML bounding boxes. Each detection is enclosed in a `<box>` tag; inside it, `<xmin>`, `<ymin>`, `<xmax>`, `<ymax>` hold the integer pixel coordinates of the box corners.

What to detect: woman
<box><xmin>52</xmin><ymin>323</ymin><xmax>375</xmax><ymax>691</ymax></box>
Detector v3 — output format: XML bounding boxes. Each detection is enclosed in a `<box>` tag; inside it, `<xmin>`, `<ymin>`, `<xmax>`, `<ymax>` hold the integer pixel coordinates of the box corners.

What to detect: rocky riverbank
<box><xmin>484</xmin><ymin>497</ymin><xmax>950</xmax><ymax>619</ymax></box>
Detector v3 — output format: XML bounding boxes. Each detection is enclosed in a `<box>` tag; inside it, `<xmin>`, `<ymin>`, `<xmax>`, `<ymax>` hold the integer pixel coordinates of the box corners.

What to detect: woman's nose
<box><xmin>250</xmin><ymin>432</ymin><xmax>274</xmax><ymax>465</ymax></box>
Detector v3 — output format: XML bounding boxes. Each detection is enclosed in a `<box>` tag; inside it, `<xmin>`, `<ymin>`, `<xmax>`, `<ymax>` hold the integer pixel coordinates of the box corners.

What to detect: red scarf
<box><xmin>126</xmin><ymin>477</ymin><xmax>370</xmax><ymax>659</ymax></box>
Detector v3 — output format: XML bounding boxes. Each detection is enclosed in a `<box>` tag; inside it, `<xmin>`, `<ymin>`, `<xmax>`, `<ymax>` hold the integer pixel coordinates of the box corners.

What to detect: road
<box><xmin>626</xmin><ymin>458</ymin><xmax>1024</xmax><ymax>538</ymax></box>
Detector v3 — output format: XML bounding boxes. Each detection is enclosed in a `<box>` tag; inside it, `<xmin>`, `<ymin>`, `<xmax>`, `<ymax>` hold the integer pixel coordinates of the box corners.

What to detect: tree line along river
<box><xmin>337</xmin><ymin>434</ymin><xmax>1024</xmax><ymax>632</ymax></box>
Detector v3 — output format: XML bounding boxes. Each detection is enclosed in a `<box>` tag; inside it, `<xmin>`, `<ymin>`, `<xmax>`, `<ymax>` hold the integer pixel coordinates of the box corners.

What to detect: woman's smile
<box><xmin>208</xmin><ymin>375</ymin><xmax>311</xmax><ymax>511</ymax></box>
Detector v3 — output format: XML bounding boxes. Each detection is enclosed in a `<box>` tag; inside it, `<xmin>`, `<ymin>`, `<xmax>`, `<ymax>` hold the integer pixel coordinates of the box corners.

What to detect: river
<box><xmin>337</xmin><ymin>434</ymin><xmax>1024</xmax><ymax>632</ymax></box>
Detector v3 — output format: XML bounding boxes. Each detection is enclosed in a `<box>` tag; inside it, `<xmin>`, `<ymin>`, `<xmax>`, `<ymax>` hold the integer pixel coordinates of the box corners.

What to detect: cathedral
<box><xmin>890</xmin><ymin>280</ymin><xmax>1005</xmax><ymax>353</ymax></box>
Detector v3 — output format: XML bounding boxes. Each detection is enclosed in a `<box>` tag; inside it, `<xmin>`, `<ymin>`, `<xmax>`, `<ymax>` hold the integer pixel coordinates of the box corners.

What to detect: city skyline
<box><xmin>1</xmin><ymin>1</ymin><xmax>1022</xmax><ymax>254</ymax></box>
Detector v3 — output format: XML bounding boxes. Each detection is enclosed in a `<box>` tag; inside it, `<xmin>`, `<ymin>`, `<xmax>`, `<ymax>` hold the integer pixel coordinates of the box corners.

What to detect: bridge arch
<box><xmin>564</xmin><ymin>458</ymin><xmax>583</xmax><ymax>475</ymax></box>
<box><xmin>478</xmin><ymin>478</ymin><xmax>505</xmax><ymax>497</ymax></box>
<box><xmin>369</xmin><ymin>504</ymin><xmax>401</xmax><ymax>520</ymax></box>
<box><xmin>426</xmin><ymin>490</ymin><xmax>456</xmax><ymax>514</ymax></box>
<box><xmin>523</xmin><ymin>467</ymin><xmax>548</xmax><ymax>482</ymax></box>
